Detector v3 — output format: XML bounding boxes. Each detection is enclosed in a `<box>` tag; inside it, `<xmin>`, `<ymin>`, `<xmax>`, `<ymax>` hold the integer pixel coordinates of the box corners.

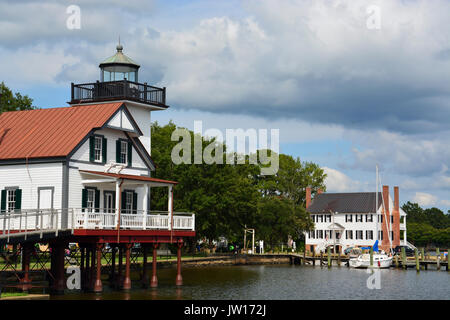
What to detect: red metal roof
<box><xmin>0</xmin><ymin>103</ymin><xmax>123</xmax><ymax>160</ymax></box>
<box><xmin>80</xmin><ymin>170</ymin><xmax>178</xmax><ymax>185</ymax></box>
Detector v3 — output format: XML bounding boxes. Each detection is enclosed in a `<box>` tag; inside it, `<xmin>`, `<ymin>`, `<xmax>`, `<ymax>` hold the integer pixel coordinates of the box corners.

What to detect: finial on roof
<box><xmin>116</xmin><ymin>36</ymin><xmax>123</xmax><ymax>52</ymax></box>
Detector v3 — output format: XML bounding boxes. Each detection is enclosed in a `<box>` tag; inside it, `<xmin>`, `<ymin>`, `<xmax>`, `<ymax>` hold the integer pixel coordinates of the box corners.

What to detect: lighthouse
<box><xmin>70</xmin><ymin>42</ymin><xmax>168</xmax><ymax>156</ymax></box>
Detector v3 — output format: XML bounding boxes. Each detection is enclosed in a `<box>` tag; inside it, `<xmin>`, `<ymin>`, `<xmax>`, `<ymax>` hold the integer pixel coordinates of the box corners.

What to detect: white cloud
<box><xmin>322</xmin><ymin>167</ymin><xmax>370</xmax><ymax>193</ymax></box>
<box><xmin>412</xmin><ymin>192</ymin><xmax>438</xmax><ymax>207</ymax></box>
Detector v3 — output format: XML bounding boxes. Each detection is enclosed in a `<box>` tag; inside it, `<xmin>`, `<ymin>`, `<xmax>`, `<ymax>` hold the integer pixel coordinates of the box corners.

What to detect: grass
<box><xmin>0</xmin><ymin>292</ymin><xmax>28</xmax><ymax>298</ymax></box>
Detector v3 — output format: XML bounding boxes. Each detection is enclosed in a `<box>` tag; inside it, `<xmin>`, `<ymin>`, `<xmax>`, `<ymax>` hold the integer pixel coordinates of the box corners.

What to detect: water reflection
<box><xmin>51</xmin><ymin>265</ymin><xmax>449</xmax><ymax>300</ymax></box>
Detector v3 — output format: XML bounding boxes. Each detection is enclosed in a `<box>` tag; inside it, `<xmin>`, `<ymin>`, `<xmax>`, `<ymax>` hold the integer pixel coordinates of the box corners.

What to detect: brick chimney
<box><xmin>392</xmin><ymin>186</ymin><xmax>400</xmax><ymax>247</ymax></box>
<box><xmin>306</xmin><ymin>187</ymin><xmax>311</xmax><ymax>209</ymax></box>
<box><xmin>381</xmin><ymin>185</ymin><xmax>390</xmax><ymax>250</ymax></box>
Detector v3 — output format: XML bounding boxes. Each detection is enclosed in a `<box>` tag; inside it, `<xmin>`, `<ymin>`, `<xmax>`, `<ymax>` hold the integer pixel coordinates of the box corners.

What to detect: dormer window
<box><xmin>120</xmin><ymin>140</ymin><xmax>128</xmax><ymax>164</ymax></box>
<box><xmin>116</xmin><ymin>139</ymin><xmax>132</xmax><ymax>167</ymax></box>
<box><xmin>89</xmin><ymin>135</ymin><xmax>107</xmax><ymax>164</ymax></box>
<box><xmin>94</xmin><ymin>136</ymin><xmax>103</xmax><ymax>162</ymax></box>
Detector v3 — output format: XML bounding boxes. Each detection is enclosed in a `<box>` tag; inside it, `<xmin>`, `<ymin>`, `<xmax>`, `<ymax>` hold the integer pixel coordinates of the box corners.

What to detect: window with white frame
<box><xmin>346</xmin><ymin>230</ymin><xmax>353</xmax><ymax>239</ymax></box>
<box><xmin>120</xmin><ymin>140</ymin><xmax>128</xmax><ymax>164</ymax></box>
<box><xmin>346</xmin><ymin>214</ymin><xmax>353</xmax><ymax>222</ymax></box>
<box><xmin>87</xmin><ymin>189</ymin><xmax>95</xmax><ymax>213</ymax></box>
<box><xmin>7</xmin><ymin>189</ymin><xmax>16</xmax><ymax>212</ymax></box>
<box><xmin>356</xmin><ymin>215</ymin><xmax>363</xmax><ymax>222</ymax></box>
<box><xmin>125</xmin><ymin>191</ymin><xmax>133</xmax><ymax>214</ymax></box>
<box><xmin>366</xmin><ymin>230</ymin><xmax>373</xmax><ymax>240</ymax></box>
<box><xmin>379</xmin><ymin>230</ymin><xmax>383</xmax><ymax>240</ymax></box>
<box><xmin>366</xmin><ymin>214</ymin><xmax>373</xmax><ymax>222</ymax></box>
<box><xmin>94</xmin><ymin>136</ymin><xmax>103</xmax><ymax>162</ymax></box>
<box><xmin>356</xmin><ymin>230</ymin><xmax>364</xmax><ymax>239</ymax></box>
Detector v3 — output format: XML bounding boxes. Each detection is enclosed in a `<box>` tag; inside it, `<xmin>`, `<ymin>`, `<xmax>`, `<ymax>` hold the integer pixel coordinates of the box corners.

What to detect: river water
<box><xmin>50</xmin><ymin>264</ymin><xmax>449</xmax><ymax>300</ymax></box>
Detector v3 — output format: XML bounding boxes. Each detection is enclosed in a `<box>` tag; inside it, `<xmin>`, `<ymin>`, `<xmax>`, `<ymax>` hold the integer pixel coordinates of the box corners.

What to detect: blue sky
<box><xmin>1</xmin><ymin>0</ymin><xmax>449</xmax><ymax>211</ymax></box>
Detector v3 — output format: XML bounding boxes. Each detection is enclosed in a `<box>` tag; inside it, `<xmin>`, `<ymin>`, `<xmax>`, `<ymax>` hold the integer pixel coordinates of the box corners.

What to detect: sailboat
<box><xmin>349</xmin><ymin>165</ymin><xmax>393</xmax><ymax>269</ymax></box>
<box><xmin>349</xmin><ymin>240</ymin><xmax>393</xmax><ymax>268</ymax></box>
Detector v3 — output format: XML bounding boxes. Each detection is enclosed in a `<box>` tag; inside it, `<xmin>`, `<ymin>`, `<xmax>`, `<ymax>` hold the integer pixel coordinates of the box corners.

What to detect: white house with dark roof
<box><xmin>304</xmin><ymin>186</ymin><xmax>408</xmax><ymax>254</ymax></box>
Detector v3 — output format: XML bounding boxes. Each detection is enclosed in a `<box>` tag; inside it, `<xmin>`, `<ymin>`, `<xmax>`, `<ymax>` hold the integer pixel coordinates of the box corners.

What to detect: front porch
<box><xmin>0</xmin><ymin>170</ymin><xmax>195</xmax><ymax>241</ymax></box>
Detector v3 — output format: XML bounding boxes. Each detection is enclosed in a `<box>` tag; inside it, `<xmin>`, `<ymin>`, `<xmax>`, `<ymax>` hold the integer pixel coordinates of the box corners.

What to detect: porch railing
<box><xmin>0</xmin><ymin>209</ymin><xmax>195</xmax><ymax>240</ymax></box>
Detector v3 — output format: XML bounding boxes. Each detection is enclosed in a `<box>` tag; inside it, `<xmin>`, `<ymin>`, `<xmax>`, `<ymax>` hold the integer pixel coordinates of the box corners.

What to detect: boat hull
<box><xmin>349</xmin><ymin>256</ymin><xmax>392</xmax><ymax>269</ymax></box>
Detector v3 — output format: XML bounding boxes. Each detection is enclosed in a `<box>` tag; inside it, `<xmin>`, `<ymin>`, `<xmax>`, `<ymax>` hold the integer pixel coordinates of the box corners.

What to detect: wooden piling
<box><xmin>327</xmin><ymin>247</ymin><xmax>331</xmax><ymax>268</ymax></box>
<box><xmin>337</xmin><ymin>251</ymin><xmax>341</xmax><ymax>267</ymax></box>
<box><xmin>415</xmin><ymin>248</ymin><xmax>419</xmax><ymax>272</ymax></box>
<box><xmin>320</xmin><ymin>252</ymin><xmax>323</xmax><ymax>268</ymax></box>
<box><xmin>436</xmin><ymin>248</ymin><xmax>440</xmax><ymax>270</ymax></box>
<box><xmin>370</xmin><ymin>247</ymin><xmax>373</xmax><ymax>267</ymax></box>
<box><xmin>401</xmin><ymin>247</ymin><xmax>406</xmax><ymax>270</ymax></box>
<box><xmin>303</xmin><ymin>250</ymin><xmax>306</xmax><ymax>266</ymax></box>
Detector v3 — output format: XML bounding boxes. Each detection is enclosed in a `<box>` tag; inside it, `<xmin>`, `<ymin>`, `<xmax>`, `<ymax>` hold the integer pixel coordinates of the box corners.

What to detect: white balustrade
<box><xmin>0</xmin><ymin>209</ymin><xmax>195</xmax><ymax>239</ymax></box>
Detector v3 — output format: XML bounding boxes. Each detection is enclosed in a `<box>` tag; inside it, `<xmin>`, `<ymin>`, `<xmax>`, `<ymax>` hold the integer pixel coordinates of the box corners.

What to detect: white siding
<box><xmin>0</xmin><ymin>163</ymin><xmax>63</xmax><ymax>210</ymax></box>
<box><xmin>70</xmin><ymin>128</ymin><xmax>148</xmax><ymax>170</ymax></box>
<box><xmin>126</xmin><ymin>104</ymin><xmax>151</xmax><ymax>155</ymax></box>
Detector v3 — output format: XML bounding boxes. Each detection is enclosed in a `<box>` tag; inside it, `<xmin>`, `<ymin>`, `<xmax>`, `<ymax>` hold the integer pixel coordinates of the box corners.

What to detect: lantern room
<box><xmin>99</xmin><ymin>43</ymin><xmax>140</xmax><ymax>82</ymax></box>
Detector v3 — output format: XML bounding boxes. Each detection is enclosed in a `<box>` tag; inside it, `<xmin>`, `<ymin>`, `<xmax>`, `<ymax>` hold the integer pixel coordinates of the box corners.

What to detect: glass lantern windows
<box><xmin>100</xmin><ymin>65</ymin><xmax>138</xmax><ymax>82</ymax></box>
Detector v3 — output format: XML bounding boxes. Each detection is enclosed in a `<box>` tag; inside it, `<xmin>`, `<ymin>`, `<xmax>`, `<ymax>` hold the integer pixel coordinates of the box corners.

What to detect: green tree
<box><xmin>0</xmin><ymin>82</ymin><xmax>34</xmax><ymax>114</ymax></box>
<box><xmin>150</xmin><ymin>121</ymin><xmax>322</xmax><ymax>248</ymax></box>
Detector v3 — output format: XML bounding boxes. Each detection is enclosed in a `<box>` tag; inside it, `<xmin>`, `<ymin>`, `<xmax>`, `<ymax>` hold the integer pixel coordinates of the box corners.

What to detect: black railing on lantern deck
<box><xmin>70</xmin><ymin>80</ymin><xmax>167</xmax><ymax>107</ymax></box>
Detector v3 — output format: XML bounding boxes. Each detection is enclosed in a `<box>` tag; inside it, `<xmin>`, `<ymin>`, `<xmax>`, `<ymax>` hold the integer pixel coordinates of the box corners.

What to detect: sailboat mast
<box><xmin>376</xmin><ymin>165</ymin><xmax>379</xmax><ymax>241</ymax></box>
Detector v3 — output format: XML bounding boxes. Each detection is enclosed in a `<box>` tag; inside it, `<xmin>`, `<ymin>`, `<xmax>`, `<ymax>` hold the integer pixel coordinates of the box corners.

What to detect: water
<box><xmin>50</xmin><ymin>264</ymin><xmax>449</xmax><ymax>300</ymax></box>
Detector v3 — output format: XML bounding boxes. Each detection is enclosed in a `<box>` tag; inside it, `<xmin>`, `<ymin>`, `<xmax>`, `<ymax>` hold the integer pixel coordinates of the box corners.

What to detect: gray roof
<box><xmin>308</xmin><ymin>192</ymin><xmax>383</xmax><ymax>214</ymax></box>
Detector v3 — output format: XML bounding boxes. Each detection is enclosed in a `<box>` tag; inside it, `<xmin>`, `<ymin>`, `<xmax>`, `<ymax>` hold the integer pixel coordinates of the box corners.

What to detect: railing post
<box><xmin>40</xmin><ymin>212</ymin><xmax>44</xmax><ymax>239</ymax></box>
<box><xmin>7</xmin><ymin>213</ymin><xmax>11</xmax><ymax>243</ymax></box>
<box><xmin>55</xmin><ymin>210</ymin><xmax>59</xmax><ymax>236</ymax></box>
<box><xmin>24</xmin><ymin>211</ymin><xmax>28</xmax><ymax>240</ymax></box>
<box><xmin>84</xmin><ymin>209</ymin><xmax>88</xmax><ymax>229</ymax></box>
<box><xmin>71</xmin><ymin>82</ymin><xmax>74</xmax><ymax>101</ymax></box>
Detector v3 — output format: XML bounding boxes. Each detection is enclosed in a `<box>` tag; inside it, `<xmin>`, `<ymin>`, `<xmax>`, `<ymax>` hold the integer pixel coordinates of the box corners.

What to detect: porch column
<box><xmin>123</xmin><ymin>243</ymin><xmax>132</xmax><ymax>290</ymax></box>
<box><xmin>93</xmin><ymin>243</ymin><xmax>103</xmax><ymax>293</ymax></box>
<box><xmin>176</xmin><ymin>241</ymin><xmax>183</xmax><ymax>286</ymax></box>
<box><xmin>151</xmin><ymin>243</ymin><xmax>158</xmax><ymax>288</ymax></box>
<box><xmin>168</xmin><ymin>185</ymin><xmax>173</xmax><ymax>231</ymax></box>
<box><xmin>115</xmin><ymin>180</ymin><xmax>121</xmax><ymax>228</ymax></box>
<box><xmin>142</xmin><ymin>185</ymin><xmax>149</xmax><ymax>229</ymax></box>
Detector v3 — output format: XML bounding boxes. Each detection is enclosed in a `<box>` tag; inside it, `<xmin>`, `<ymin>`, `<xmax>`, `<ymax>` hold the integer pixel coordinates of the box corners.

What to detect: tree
<box><xmin>149</xmin><ymin>121</ymin><xmax>322</xmax><ymax>247</ymax></box>
<box><xmin>0</xmin><ymin>82</ymin><xmax>34</xmax><ymax>114</ymax></box>
<box><xmin>255</xmin><ymin>152</ymin><xmax>326</xmax><ymax>206</ymax></box>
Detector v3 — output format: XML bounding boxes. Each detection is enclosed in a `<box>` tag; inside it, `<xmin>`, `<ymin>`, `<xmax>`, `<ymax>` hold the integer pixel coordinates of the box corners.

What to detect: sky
<box><xmin>0</xmin><ymin>0</ymin><xmax>449</xmax><ymax>211</ymax></box>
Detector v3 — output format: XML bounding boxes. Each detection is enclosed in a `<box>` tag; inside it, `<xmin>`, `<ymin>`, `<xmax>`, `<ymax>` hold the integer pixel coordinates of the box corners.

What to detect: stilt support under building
<box><xmin>151</xmin><ymin>243</ymin><xmax>158</xmax><ymax>288</ymax></box>
<box><xmin>176</xmin><ymin>241</ymin><xmax>183</xmax><ymax>286</ymax></box>
<box><xmin>20</xmin><ymin>243</ymin><xmax>33</xmax><ymax>291</ymax></box>
<box><xmin>141</xmin><ymin>245</ymin><xmax>149</xmax><ymax>287</ymax></box>
<box><xmin>50</xmin><ymin>241</ymin><xmax>66</xmax><ymax>294</ymax></box>
<box><xmin>123</xmin><ymin>243</ymin><xmax>132</xmax><ymax>290</ymax></box>
<box><xmin>93</xmin><ymin>243</ymin><xmax>103</xmax><ymax>293</ymax></box>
